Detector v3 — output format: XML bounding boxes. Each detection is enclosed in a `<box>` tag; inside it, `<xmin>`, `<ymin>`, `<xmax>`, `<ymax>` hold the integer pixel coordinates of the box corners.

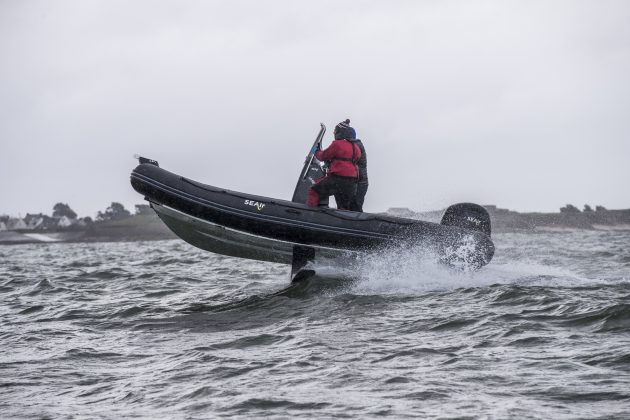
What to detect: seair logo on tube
<box><xmin>244</xmin><ymin>200</ymin><xmax>266</xmax><ymax>211</ymax></box>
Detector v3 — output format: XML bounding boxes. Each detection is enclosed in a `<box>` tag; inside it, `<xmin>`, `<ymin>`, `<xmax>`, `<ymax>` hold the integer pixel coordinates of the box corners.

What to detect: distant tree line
<box><xmin>560</xmin><ymin>204</ymin><xmax>607</xmax><ymax>213</ymax></box>
<box><xmin>96</xmin><ymin>202</ymin><xmax>131</xmax><ymax>221</ymax></box>
<box><xmin>1</xmin><ymin>201</ymin><xmax>157</xmax><ymax>232</ymax></box>
<box><xmin>50</xmin><ymin>201</ymin><xmax>134</xmax><ymax>221</ymax></box>
<box><xmin>53</xmin><ymin>203</ymin><xmax>77</xmax><ymax>219</ymax></box>
<box><xmin>5</xmin><ymin>202</ymin><xmax>138</xmax><ymax>226</ymax></box>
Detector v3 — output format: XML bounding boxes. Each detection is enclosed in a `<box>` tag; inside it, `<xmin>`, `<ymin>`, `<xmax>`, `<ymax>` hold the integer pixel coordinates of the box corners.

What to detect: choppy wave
<box><xmin>1</xmin><ymin>231</ymin><xmax>630</xmax><ymax>419</ymax></box>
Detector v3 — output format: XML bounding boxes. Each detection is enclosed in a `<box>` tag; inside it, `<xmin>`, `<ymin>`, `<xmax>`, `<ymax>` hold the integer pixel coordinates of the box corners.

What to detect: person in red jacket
<box><xmin>307</xmin><ymin>119</ymin><xmax>362</xmax><ymax>209</ymax></box>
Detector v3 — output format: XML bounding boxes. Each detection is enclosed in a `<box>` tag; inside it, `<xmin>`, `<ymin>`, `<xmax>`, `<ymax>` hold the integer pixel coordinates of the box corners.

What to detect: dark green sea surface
<box><xmin>1</xmin><ymin>231</ymin><xmax>629</xmax><ymax>419</ymax></box>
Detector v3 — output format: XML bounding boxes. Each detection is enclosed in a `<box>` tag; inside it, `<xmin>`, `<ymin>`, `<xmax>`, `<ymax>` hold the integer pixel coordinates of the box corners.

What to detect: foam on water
<box><xmin>308</xmin><ymin>240</ymin><xmax>620</xmax><ymax>296</ymax></box>
<box><xmin>354</xmin><ymin>246</ymin><xmax>487</xmax><ymax>294</ymax></box>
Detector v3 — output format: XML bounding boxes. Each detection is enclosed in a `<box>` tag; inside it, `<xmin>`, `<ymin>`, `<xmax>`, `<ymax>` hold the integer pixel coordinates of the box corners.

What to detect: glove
<box><xmin>311</xmin><ymin>145</ymin><xmax>319</xmax><ymax>154</ymax></box>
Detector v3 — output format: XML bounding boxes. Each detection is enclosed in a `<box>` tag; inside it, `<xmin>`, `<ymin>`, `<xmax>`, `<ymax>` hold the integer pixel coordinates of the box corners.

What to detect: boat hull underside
<box><xmin>153</xmin><ymin>202</ymin><xmax>352</xmax><ymax>265</ymax></box>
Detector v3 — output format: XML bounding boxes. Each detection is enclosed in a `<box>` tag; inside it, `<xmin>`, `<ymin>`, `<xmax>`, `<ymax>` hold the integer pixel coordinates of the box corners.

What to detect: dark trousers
<box><xmin>349</xmin><ymin>181</ymin><xmax>368</xmax><ymax>212</ymax></box>
<box><xmin>309</xmin><ymin>175</ymin><xmax>357</xmax><ymax>209</ymax></box>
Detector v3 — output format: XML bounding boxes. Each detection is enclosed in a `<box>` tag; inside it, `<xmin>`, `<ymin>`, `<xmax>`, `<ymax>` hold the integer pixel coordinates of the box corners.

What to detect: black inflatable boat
<box><xmin>130</xmin><ymin>125</ymin><xmax>494</xmax><ymax>280</ymax></box>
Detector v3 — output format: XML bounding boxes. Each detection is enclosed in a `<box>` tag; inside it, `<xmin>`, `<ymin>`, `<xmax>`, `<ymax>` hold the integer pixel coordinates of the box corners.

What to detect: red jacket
<box><xmin>315</xmin><ymin>139</ymin><xmax>362</xmax><ymax>178</ymax></box>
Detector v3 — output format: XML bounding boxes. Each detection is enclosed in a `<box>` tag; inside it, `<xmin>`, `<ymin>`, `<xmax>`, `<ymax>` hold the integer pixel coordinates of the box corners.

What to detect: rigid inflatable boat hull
<box><xmin>130</xmin><ymin>163</ymin><xmax>495</xmax><ymax>270</ymax></box>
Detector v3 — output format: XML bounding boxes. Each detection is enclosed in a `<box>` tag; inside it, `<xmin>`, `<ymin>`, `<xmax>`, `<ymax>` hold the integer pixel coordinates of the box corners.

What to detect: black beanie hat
<box><xmin>334</xmin><ymin>119</ymin><xmax>356</xmax><ymax>140</ymax></box>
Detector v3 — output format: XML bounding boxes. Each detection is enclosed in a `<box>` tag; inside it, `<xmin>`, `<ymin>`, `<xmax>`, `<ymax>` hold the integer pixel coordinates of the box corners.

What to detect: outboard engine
<box><xmin>440</xmin><ymin>203</ymin><xmax>491</xmax><ymax>236</ymax></box>
<box><xmin>438</xmin><ymin>203</ymin><xmax>494</xmax><ymax>269</ymax></box>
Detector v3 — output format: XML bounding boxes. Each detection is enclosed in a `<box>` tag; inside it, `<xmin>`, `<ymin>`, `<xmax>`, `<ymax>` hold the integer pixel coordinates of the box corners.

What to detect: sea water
<box><xmin>1</xmin><ymin>231</ymin><xmax>629</xmax><ymax>419</ymax></box>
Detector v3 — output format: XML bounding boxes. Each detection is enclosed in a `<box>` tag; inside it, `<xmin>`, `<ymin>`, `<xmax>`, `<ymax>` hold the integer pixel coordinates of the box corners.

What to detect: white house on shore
<box><xmin>1</xmin><ymin>212</ymin><xmax>85</xmax><ymax>231</ymax></box>
<box><xmin>7</xmin><ymin>218</ymin><xmax>27</xmax><ymax>230</ymax></box>
<box><xmin>57</xmin><ymin>216</ymin><xmax>74</xmax><ymax>228</ymax></box>
<box><xmin>24</xmin><ymin>214</ymin><xmax>45</xmax><ymax>230</ymax></box>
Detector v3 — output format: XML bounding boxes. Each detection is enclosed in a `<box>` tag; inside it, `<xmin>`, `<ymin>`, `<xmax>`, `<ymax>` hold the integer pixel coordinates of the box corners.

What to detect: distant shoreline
<box><xmin>389</xmin><ymin>206</ymin><xmax>630</xmax><ymax>233</ymax></box>
<box><xmin>2</xmin><ymin>207</ymin><xmax>630</xmax><ymax>246</ymax></box>
<box><xmin>0</xmin><ymin>214</ymin><xmax>176</xmax><ymax>246</ymax></box>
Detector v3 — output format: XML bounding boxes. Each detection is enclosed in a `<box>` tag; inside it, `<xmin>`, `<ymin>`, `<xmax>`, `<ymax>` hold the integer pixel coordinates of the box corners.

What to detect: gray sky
<box><xmin>1</xmin><ymin>0</ymin><xmax>629</xmax><ymax>218</ymax></box>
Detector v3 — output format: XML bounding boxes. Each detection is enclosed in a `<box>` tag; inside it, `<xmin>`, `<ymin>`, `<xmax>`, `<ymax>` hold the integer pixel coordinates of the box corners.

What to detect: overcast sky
<box><xmin>1</xmin><ymin>0</ymin><xmax>629</xmax><ymax>217</ymax></box>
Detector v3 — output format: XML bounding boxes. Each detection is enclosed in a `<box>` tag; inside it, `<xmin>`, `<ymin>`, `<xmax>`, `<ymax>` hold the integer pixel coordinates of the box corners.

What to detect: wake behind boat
<box><xmin>130</xmin><ymin>125</ymin><xmax>495</xmax><ymax>280</ymax></box>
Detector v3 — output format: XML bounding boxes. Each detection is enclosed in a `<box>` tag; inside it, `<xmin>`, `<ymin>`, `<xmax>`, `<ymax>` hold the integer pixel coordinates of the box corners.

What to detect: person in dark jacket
<box><xmin>349</xmin><ymin>137</ymin><xmax>368</xmax><ymax>212</ymax></box>
<box><xmin>307</xmin><ymin>119</ymin><xmax>361</xmax><ymax>210</ymax></box>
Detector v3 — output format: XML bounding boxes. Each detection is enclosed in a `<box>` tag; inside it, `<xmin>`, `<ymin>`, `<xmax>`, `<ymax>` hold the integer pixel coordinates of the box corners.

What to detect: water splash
<box><xmin>351</xmin><ymin>244</ymin><xmax>494</xmax><ymax>294</ymax></box>
<box><xmin>306</xmin><ymin>240</ymin><xmax>615</xmax><ymax>295</ymax></box>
